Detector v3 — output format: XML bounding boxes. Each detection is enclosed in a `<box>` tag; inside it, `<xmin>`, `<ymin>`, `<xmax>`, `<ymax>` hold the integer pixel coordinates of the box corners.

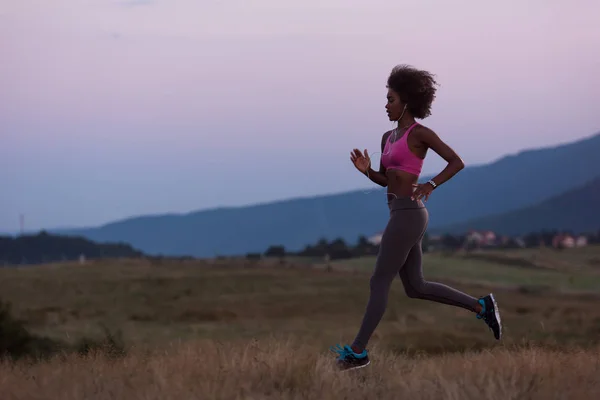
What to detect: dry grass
<box><xmin>1</xmin><ymin>259</ymin><xmax>600</xmax><ymax>351</ymax></box>
<box><xmin>2</xmin><ymin>252</ymin><xmax>600</xmax><ymax>399</ymax></box>
<box><xmin>1</xmin><ymin>339</ymin><xmax>599</xmax><ymax>399</ymax></box>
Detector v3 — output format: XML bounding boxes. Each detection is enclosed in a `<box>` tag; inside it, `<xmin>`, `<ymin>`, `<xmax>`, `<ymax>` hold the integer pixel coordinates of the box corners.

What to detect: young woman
<box><xmin>331</xmin><ymin>65</ymin><xmax>502</xmax><ymax>370</ymax></box>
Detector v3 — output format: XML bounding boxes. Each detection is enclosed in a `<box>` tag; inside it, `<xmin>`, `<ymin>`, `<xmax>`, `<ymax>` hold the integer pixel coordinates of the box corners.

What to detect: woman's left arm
<box><xmin>412</xmin><ymin>127</ymin><xmax>465</xmax><ymax>201</ymax></box>
<box><xmin>421</xmin><ymin>127</ymin><xmax>465</xmax><ymax>187</ymax></box>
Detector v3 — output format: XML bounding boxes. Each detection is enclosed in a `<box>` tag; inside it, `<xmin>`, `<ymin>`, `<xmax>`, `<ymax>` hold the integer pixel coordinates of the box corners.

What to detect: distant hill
<box><xmin>433</xmin><ymin>176</ymin><xmax>600</xmax><ymax>236</ymax></box>
<box><xmin>0</xmin><ymin>231</ymin><xmax>145</xmax><ymax>266</ymax></box>
<box><xmin>56</xmin><ymin>131</ymin><xmax>600</xmax><ymax>257</ymax></box>
<box><xmin>57</xmin><ymin>191</ymin><xmax>390</xmax><ymax>258</ymax></box>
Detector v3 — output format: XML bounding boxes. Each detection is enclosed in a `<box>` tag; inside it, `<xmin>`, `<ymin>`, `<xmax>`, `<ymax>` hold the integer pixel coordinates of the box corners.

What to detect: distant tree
<box><xmin>522</xmin><ymin>232</ymin><xmax>541</xmax><ymax>248</ymax></box>
<box><xmin>353</xmin><ymin>235</ymin><xmax>378</xmax><ymax>257</ymax></box>
<box><xmin>356</xmin><ymin>235</ymin><xmax>370</xmax><ymax>248</ymax></box>
<box><xmin>298</xmin><ymin>237</ymin><xmax>330</xmax><ymax>257</ymax></box>
<box><xmin>297</xmin><ymin>244</ymin><xmax>316</xmax><ymax>257</ymax></box>
<box><xmin>441</xmin><ymin>234</ymin><xmax>461</xmax><ymax>250</ymax></box>
<box><xmin>264</xmin><ymin>245</ymin><xmax>286</xmax><ymax>258</ymax></box>
<box><xmin>540</xmin><ymin>230</ymin><xmax>559</xmax><ymax>247</ymax></box>
<box><xmin>0</xmin><ymin>231</ymin><xmax>144</xmax><ymax>266</ymax></box>
<box><xmin>245</xmin><ymin>252</ymin><xmax>261</xmax><ymax>261</ymax></box>
<box><xmin>328</xmin><ymin>238</ymin><xmax>353</xmax><ymax>260</ymax></box>
<box><xmin>315</xmin><ymin>238</ymin><xmax>329</xmax><ymax>253</ymax></box>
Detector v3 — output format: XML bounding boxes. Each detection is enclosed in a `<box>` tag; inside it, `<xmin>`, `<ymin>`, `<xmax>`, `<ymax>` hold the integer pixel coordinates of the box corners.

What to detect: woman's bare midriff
<box><xmin>386</xmin><ymin>169</ymin><xmax>419</xmax><ymax>199</ymax></box>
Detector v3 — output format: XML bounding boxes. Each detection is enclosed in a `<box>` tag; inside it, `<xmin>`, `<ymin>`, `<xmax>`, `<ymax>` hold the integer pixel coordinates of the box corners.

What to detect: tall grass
<box><xmin>2</xmin><ymin>253</ymin><xmax>600</xmax><ymax>399</ymax></box>
<box><xmin>1</xmin><ymin>339</ymin><xmax>599</xmax><ymax>399</ymax></box>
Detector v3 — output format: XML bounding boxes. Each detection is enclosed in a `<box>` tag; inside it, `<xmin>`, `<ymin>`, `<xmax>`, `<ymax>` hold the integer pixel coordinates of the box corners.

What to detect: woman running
<box><xmin>331</xmin><ymin>64</ymin><xmax>502</xmax><ymax>371</ymax></box>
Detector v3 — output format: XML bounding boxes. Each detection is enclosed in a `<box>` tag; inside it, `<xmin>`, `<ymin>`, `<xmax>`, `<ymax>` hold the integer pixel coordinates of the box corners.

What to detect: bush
<box><xmin>0</xmin><ymin>299</ymin><xmax>63</xmax><ymax>361</ymax></box>
<box><xmin>74</xmin><ymin>326</ymin><xmax>126</xmax><ymax>359</ymax></box>
<box><xmin>0</xmin><ymin>298</ymin><xmax>127</xmax><ymax>362</ymax></box>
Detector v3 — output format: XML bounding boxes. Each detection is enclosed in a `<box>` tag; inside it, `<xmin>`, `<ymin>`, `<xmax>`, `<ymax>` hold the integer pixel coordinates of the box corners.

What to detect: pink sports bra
<box><xmin>381</xmin><ymin>122</ymin><xmax>424</xmax><ymax>176</ymax></box>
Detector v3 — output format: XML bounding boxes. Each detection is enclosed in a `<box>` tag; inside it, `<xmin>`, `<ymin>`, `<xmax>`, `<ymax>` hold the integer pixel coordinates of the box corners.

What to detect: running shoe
<box><xmin>329</xmin><ymin>344</ymin><xmax>370</xmax><ymax>370</ymax></box>
<box><xmin>476</xmin><ymin>293</ymin><xmax>502</xmax><ymax>340</ymax></box>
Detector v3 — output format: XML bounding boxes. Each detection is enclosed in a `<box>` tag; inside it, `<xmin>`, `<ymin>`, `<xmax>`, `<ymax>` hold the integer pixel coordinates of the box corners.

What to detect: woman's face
<box><xmin>385</xmin><ymin>88</ymin><xmax>405</xmax><ymax>121</ymax></box>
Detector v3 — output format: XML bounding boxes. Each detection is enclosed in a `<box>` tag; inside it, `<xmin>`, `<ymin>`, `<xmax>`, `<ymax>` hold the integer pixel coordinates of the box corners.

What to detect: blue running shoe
<box><xmin>476</xmin><ymin>293</ymin><xmax>502</xmax><ymax>340</ymax></box>
<box><xmin>329</xmin><ymin>344</ymin><xmax>370</xmax><ymax>370</ymax></box>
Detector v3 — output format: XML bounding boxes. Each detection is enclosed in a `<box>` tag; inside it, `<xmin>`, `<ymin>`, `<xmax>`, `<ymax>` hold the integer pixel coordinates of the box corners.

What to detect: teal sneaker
<box><xmin>476</xmin><ymin>293</ymin><xmax>502</xmax><ymax>340</ymax></box>
<box><xmin>329</xmin><ymin>344</ymin><xmax>370</xmax><ymax>370</ymax></box>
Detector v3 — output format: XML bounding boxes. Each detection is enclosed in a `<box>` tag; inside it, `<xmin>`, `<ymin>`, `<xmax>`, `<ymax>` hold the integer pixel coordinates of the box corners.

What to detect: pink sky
<box><xmin>1</xmin><ymin>0</ymin><xmax>599</xmax><ymax>231</ymax></box>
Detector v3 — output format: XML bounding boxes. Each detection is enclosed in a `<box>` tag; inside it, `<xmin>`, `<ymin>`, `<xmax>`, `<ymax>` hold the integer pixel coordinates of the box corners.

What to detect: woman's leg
<box><xmin>399</xmin><ymin>233</ymin><xmax>503</xmax><ymax>341</ymax></box>
<box><xmin>333</xmin><ymin>200</ymin><xmax>500</xmax><ymax>371</ymax></box>
<box><xmin>350</xmin><ymin>207</ymin><xmax>428</xmax><ymax>353</ymax></box>
<box><xmin>399</xmin><ymin>235</ymin><xmax>479</xmax><ymax>313</ymax></box>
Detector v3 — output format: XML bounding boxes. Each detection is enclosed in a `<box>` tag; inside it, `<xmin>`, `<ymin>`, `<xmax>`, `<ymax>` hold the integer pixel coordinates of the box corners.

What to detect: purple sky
<box><xmin>1</xmin><ymin>0</ymin><xmax>599</xmax><ymax>232</ymax></box>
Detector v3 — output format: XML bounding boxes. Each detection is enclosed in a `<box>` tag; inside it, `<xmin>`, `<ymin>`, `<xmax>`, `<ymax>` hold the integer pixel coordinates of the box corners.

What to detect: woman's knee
<box><xmin>404</xmin><ymin>285</ymin><xmax>423</xmax><ymax>299</ymax></box>
<box><xmin>403</xmin><ymin>279</ymin><xmax>428</xmax><ymax>299</ymax></box>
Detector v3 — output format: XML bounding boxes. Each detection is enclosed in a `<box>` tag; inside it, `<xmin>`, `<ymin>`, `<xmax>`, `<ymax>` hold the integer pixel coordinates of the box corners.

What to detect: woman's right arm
<box><xmin>365</xmin><ymin>132</ymin><xmax>390</xmax><ymax>187</ymax></box>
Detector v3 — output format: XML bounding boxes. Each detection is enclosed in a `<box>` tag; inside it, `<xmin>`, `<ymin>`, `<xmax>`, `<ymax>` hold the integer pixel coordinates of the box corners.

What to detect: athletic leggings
<box><xmin>352</xmin><ymin>197</ymin><xmax>479</xmax><ymax>352</ymax></box>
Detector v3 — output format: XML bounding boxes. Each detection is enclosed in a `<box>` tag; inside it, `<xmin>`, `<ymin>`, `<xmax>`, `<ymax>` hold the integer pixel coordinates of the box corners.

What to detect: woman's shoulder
<box><xmin>380</xmin><ymin>129</ymin><xmax>394</xmax><ymax>146</ymax></box>
<box><xmin>412</xmin><ymin>123</ymin><xmax>438</xmax><ymax>139</ymax></box>
<box><xmin>413</xmin><ymin>122</ymin><xmax>433</xmax><ymax>133</ymax></box>
<box><xmin>381</xmin><ymin>129</ymin><xmax>394</xmax><ymax>139</ymax></box>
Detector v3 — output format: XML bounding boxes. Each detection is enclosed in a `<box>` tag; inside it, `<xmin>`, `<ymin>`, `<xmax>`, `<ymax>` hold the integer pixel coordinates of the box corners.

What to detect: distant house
<box><xmin>427</xmin><ymin>234</ymin><xmax>443</xmax><ymax>251</ymax></box>
<box><xmin>368</xmin><ymin>232</ymin><xmax>383</xmax><ymax>246</ymax></box>
<box><xmin>465</xmin><ymin>230</ymin><xmax>497</xmax><ymax>248</ymax></box>
<box><xmin>514</xmin><ymin>237</ymin><xmax>527</xmax><ymax>248</ymax></box>
<box><xmin>576</xmin><ymin>235</ymin><xmax>589</xmax><ymax>247</ymax></box>
<box><xmin>494</xmin><ymin>235</ymin><xmax>526</xmax><ymax>249</ymax></box>
<box><xmin>552</xmin><ymin>233</ymin><xmax>588</xmax><ymax>249</ymax></box>
<box><xmin>552</xmin><ymin>234</ymin><xmax>573</xmax><ymax>248</ymax></box>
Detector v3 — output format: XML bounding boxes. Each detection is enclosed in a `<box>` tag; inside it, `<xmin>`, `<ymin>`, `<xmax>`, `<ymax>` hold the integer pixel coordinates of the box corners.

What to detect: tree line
<box><xmin>0</xmin><ymin>231</ymin><xmax>144</xmax><ymax>266</ymax></box>
<box><xmin>256</xmin><ymin>228</ymin><xmax>600</xmax><ymax>261</ymax></box>
<box><xmin>255</xmin><ymin>233</ymin><xmax>430</xmax><ymax>261</ymax></box>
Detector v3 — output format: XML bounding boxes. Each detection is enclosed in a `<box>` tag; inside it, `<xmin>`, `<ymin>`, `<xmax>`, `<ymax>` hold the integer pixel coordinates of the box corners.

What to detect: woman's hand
<box><xmin>411</xmin><ymin>182</ymin><xmax>435</xmax><ymax>202</ymax></box>
<box><xmin>350</xmin><ymin>148</ymin><xmax>371</xmax><ymax>174</ymax></box>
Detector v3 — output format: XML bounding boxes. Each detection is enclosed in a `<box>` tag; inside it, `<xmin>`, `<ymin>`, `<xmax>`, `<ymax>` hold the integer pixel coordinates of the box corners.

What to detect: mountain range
<box><xmin>436</xmin><ymin>176</ymin><xmax>600</xmax><ymax>236</ymax></box>
<box><xmin>54</xmin><ymin>131</ymin><xmax>600</xmax><ymax>257</ymax></box>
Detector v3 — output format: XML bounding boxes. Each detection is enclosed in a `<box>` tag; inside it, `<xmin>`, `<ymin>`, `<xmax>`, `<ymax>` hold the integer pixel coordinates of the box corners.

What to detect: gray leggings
<box><xmin>352</xmin><ymin>197</ymin><xmax>479</xmax><ymax>352</ymax></box>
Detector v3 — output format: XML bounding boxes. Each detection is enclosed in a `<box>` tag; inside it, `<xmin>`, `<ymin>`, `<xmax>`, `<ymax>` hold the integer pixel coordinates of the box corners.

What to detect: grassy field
<box><xmin>1</xmin><ymin>246</ymin><xmax>600</xmax><ymax>398</ymax></box>
<box><xmin>2</xmin><ymin>341</ymin><xmax>599</xmax><ymax>399</ymax></box>
<box><xmin>329</xmin><ymin>245</ymin><xmax>600</xmax><ymax>293</ymax></box>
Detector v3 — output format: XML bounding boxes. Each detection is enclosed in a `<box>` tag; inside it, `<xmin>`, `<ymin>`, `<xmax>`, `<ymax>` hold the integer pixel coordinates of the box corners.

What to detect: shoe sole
<box><xmin>339</xmin><ymin>360</ymin><xmax>371</xmax><ymax>371</ymax></box>
<box><xmin>489</xmin><ymin>293</ymin><xmax>502</xmax><ymax>340</ymax></box>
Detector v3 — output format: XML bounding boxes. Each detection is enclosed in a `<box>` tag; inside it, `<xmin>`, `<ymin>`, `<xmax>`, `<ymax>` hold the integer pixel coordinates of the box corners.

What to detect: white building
<box><xmin>368</xmin><ymin>232</ymin><xmax>383</xmax><ymax>246</ymax></box>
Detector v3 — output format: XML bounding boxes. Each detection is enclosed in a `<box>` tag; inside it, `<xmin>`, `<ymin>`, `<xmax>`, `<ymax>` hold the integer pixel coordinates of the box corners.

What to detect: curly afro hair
<box><xmin>386</xmin><ymin>64</ymin><xmax>439</xmax><ymax>119</ymax></box>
